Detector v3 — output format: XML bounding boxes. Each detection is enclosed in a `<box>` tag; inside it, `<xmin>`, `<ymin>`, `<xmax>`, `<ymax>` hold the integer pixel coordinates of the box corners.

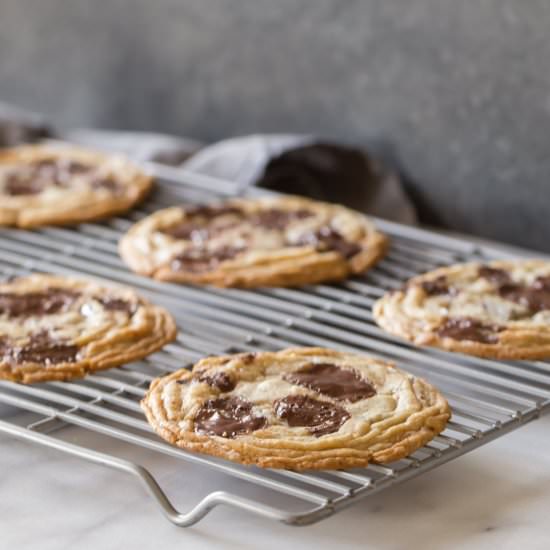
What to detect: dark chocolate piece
<box><xmin>284</xmin><ymin>363</ymin><xmax>376</xmax><ymax>402</ymax></box>
<box><xmin>437</xmin><ymin>317</ymin><xmax>501</xmax><ymax>344</ymax></box>
<box><xmin>194</xmin><ymin>396</ymin><xmax>266</xmax><ymax>438</ymax></box>
<box><xmin>171</xmin><ymin>246</ymin><xmax>243</xmax><ymax>273</ymax></box>
<box><xmin>420</xmin><ymin>275</ymin><xmax>451</xmax><ymax>296</ymax></box>
<box><xmin>0</xmin><ymin>288</ymin><xmax>79</xmax><ymax>317</ymax></box>
<box><xmin>97</xmin><ymin>297</ymin><xmax>135</xmax><ymax>314</ymax></box>
<box><xmin>498</xmin><ymin>275</ymin><xmax>550</xmax><ymax>312</ymax></box>
<box><xmin>163</xmin><ymin>206</ymin><xmax>312</xmax><ymax>241</ymax></box>
<box><xmin>295</xmin><ymin>227</ymin><xmax>361</xmax><ymax>259</ymax></box>
<box><xmin>274</xmin><ymin>394</ymin><xmax>350</xmax><ymax>437</ymax></box>
<box><xmin>3</xmin><ymin>159</ymin><xmax>94</xmax><ymax>196</ymax></box>
<box><xmin>1</xmin><ymin>331</ymin><xmax>79</xmax><ymax>365</ymax></box>
<box><xmin>478</xmin><ymin>266</ymin><xmax>511</xmax><ymax>285</ymax></box>
<box><xmin>198</xmin><ymin>372</ymin><xmax>236</xmax><ymax>392</ymax></box>
<box><xmin>4</xmin><ymin>174</ymin><xmax>47</xmax><ymax>195</ymax></box>
<box><xmin>184</xmin><ymin>205</ymin><xmax>244</xmax><ymax>219</ymax></box>
<box><xmin>163</xmin><ymin>222</ymin><xmax>210</xmax><ymax>241</ymax></box>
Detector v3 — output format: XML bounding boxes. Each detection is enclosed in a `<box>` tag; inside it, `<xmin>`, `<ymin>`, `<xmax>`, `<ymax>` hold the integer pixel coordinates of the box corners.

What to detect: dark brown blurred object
<box><xmin>0</xmin><ymin>102</ymin><xmax>52</xmax><ymax>147</ymax></box>
<box><xmin>256</xmin><ymin>143</ymin><xmax>379</xmax><ymax>207</ymax></box>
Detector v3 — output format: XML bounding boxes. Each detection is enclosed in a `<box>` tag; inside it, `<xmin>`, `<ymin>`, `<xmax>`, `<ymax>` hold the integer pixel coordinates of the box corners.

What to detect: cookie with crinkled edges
<box><xmin>141</xmin><ymin>347</ymin><xmax>450</xmax><ymax>470</ymax></box>
<box><xmin>373</xmin><ymin>259</ymin><xmax>550</xmax><ymax>359</ymax></box>
<box><xmin>119</xmin><ymin>195</ymin><xmax>387</xmax><ymax>288</ymax></box>
<box><xmin>0</xmin><ymin>274</ymin><xmax>177</xmax><ymax>383</ymax></box>
<box><xmin>0</xmin><ymin>143</ymin><xmax>152</xmax><ymax>227</ymax></box>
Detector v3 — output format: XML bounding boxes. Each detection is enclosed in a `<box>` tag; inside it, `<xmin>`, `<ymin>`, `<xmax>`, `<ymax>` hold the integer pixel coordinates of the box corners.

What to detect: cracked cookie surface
<box><xmin>373</xmin><ymin>260</ymin><xmax>550</xmax><ymax>359</ymax></box>
<box><xmin>119</xmin><ymin>195</ymin><xmax>387</xmax><ymax>288</ymax></box>
<box><xmin>0</xmin><ymin>274</ymin><xmax>177</xmax><ymax>383</ymax></box>
<box><xmin>141</xmin><ymin>348</ymin><xmax>450</xmax><ymax>470</ymax></box>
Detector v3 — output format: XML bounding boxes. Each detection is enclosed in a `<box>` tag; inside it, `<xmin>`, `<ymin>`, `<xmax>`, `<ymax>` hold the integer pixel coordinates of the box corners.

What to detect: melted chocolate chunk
<box><xmin>198</xmin><ymin>372</ymin><xmax>236</xmax><ymax>392</ymax></box>
<box><xmin>164</xmin><ymin>206</ymin><xmax>312</xmax><ymax>241</ymax></box>
<box><xmin>171</xmin><ymin>246</ymin><xmax>244</xmax><ymax>273</ymax></box>
<box><xmin>252</xmin><ymin>208</ymin><xmax>313</xmax><ymax>230</ymax></box>
<box><xmin>317</xmin><ymin>227</ymin><xmax>361</xmax><ymax>258</ymax></box>
<box><xmin>187</xmin><ymin>205</ymin><xmax>243</xmax><ymax>217</ymax></box>
<box><xmin>1</xmin><ymin>331</ymin><xmax>79</xmax><ymax>365</ymax></box>
<box><xmin>420</xmin><ymin>275</ymin><xmax>451</xmax><ymax>296</ymax></box>
<box><xmin>163</xmin><ymin>205</ymin><xmax>244</xmax><ymax>243</ymax></box>
<box><xmin>163</xmin><ymin>222</ymin><xmax>209</xmax><ymax>241</ymax></box>
<box><xmin>0</xmin><ymin>288</ymin><xmax>79</xmax><ymax>318</ymax></box>
<box><xmin>437</xmin><ymin>317</ymin><xmax>501</xmax><ymax>344</ymax></box>
<box><xmin>295</xmin><ymin>227</ymin><xmax>361</xmax><ymax>259</ymax></box>
<box><xmin>285</xmin><ymin>363</ymin><xmax>376</xmax><ymax>402</ymax></box>
<box><xmin>4</xmin><ymin>174</ymin><xmax>47</xmax><ymax>196</ymax></box>
<box><xmin>194</xmin><ymin>396</ymin><xmax>266</xmax><ymax>438</ymax></box>
<box><xmin>478</xmin><ymin>266</ymin><xmax>511</xmax><ymax>285</ymax></box>
<box><xmin>97</xmin><ymin>297</ymin><xmax>135</xmax><ymax>314</ymax></box>
<box><xmin>498</xmin><ymin>277</ymin><xmax>550</xmax><ymax>313</ymax></box>
<box><xmin>2</xmin><ymin>159</ymin><xmax>94</xmax><ymax>196</ymax></box>
<box><xmin>274</xmin><ymin>395</ymin><xmax>350</xmax><ymax>437</ymax></box>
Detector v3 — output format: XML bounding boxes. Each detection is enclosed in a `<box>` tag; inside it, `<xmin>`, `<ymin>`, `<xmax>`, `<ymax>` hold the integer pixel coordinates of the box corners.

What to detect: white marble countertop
<box><xmin>1</xmin><ymin>412</ymin><xmax>549</xmax><ymax>550</ymax></box>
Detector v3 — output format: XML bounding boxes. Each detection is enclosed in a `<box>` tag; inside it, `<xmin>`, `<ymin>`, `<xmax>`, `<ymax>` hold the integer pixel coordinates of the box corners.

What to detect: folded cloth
<box><xmin>184</xmin><ymin>134</ymin><xmax>417</xmax><ymax>224</ymax></box>
<box><xmin>0</xmin><ymin>103</ymin><xmax>417</xmax><ymax>224</ymax></box>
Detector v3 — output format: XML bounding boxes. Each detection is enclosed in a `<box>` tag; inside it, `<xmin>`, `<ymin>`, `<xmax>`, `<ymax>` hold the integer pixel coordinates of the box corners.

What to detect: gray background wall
<box><xmin>1</xmin><ymin>0</ymin><xmax>549</xmax><ymax>251</ymax></box>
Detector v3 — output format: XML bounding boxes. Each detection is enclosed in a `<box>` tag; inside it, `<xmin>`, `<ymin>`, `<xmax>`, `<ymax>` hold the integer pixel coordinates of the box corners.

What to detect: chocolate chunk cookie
<box><xmin>141</xmin><ymin>348</ymin><xmax>450</xmax><ymax>470</ymax></box>
<box><xmin>119</xmin><ymin>196</ymin><xmax>388</xmax><ymax>288</ymax></box>
<box><xmin>0</xmin><ymin>274</ymin><xmax>176</xmax><ymax>383</ymax></box>
<box><xmin>373</xmin><ymin>260</ymin><xmax>550</xmax><ymax>359</ymax></box>
<box><xmin>0</xmin><ymin>144</ymin><xmax>152</xmax><ymax>227</ymax></box>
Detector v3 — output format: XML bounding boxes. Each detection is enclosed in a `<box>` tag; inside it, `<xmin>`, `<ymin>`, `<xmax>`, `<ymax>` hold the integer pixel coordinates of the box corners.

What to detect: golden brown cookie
<box><xmin>0</xmin><ymin>143</ymin><xmax>152</xmax><ymax>227</ymax></box>
<box><xmin>0</xmin><ymin>274</ymin><xmax>177</xmax><ymax>383</ymax></box>
<box><xmin>119</xmin><ymin>195</ymin><xmax>388</xmax><ymax>288</ymax></box>
<box><xmin>373</xmin><ymin>259</ymin><xmax>550</xmax><ymax>359</ymax></box>
<box><xmin>141</xmin><ymin>347</ymin><xmax>450</xmax><ymax>470</ymax></box>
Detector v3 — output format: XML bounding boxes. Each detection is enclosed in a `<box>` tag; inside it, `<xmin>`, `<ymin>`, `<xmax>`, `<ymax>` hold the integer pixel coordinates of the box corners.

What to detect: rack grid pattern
<box><xmin>0</xmin><ymin>170</ymin><xmax>549</xmax><ymax>527</ymax></box>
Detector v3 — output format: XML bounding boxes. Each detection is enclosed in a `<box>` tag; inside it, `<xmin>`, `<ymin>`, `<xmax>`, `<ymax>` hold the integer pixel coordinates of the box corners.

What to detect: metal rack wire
<box><xmin>0</xmin><ymin>166</ymin><xmax>549</xmax><ymax>527</ymax></box>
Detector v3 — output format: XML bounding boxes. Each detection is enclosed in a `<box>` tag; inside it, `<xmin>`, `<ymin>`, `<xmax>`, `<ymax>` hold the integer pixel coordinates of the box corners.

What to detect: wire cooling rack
<box><xmin>0</xmin><ymin>167</ymin><xmax>549</xmax><ymax>527</ymax></box>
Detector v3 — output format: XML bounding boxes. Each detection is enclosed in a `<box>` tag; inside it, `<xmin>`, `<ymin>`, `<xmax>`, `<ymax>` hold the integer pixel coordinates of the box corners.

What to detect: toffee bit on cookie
<box><xmin>437</xmin><ymin>317</ymin><xmax>502</xmax><ymax>344</ymax></box>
